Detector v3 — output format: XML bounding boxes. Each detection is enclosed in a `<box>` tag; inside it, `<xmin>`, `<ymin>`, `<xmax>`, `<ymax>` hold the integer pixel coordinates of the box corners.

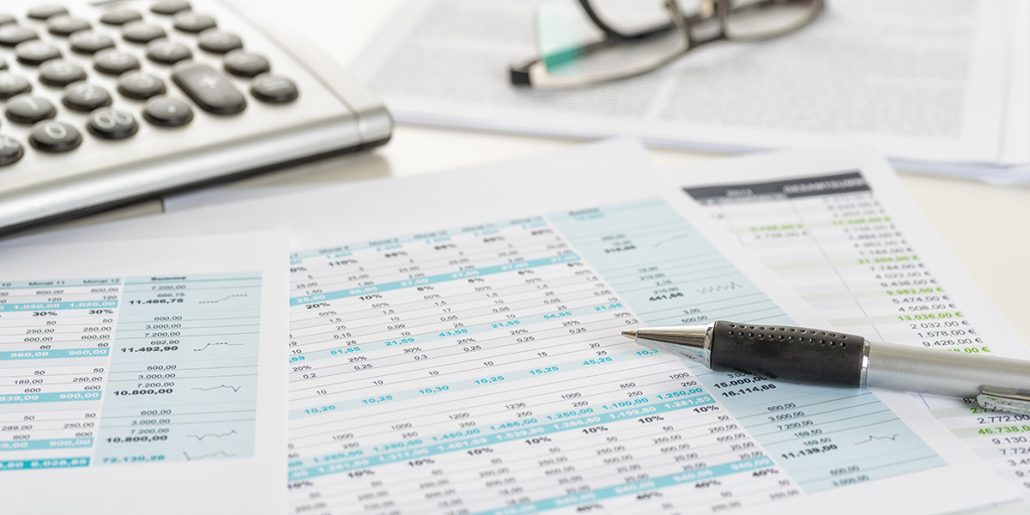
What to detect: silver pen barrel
<box><xmin>865</xmin><ymin>342</ymin><xmax>1030</xmax><ymax>397</ymax></box>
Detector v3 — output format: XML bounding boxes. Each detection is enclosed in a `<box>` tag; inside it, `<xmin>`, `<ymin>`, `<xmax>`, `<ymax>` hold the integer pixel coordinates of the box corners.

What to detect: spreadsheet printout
<box><xmin>672</xmin><ymin>147</ymin><xmax>1030</xmax><ymax>502</ymax></box>
<box><xmin>32</xmin><ymin>140</ymin><xmax>1017</xmax><ymax>513</ymax></box>
<box><xmin>0</xmin><ymin>232</ymin><xmax>291</xmax><ymax>514</ymax></box>
<box><xmin>351</xmin><ymin>0</ymin><xmax>1019</xmax><ymax>165</ymax></box>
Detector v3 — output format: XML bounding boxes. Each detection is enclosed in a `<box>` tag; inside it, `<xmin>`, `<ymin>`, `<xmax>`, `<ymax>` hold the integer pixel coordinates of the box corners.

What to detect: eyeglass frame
<box><xmin>509</xmin><ymin>0</ymin><xmax>826</xmax><ymax>89</ymax></box>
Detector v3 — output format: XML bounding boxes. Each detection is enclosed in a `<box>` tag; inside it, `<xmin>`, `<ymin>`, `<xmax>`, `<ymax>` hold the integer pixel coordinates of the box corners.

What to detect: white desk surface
<box><xmin>48</xmin><ymin>0</ymin><xmax>1030</xmax><ymax>346</ymax></box>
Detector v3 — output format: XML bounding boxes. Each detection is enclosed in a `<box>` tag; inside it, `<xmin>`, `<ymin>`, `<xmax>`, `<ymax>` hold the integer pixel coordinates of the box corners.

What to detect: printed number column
<box><xmin>94</xmin><ymin>273</ymin><xmax>263</xmax><ymax>465</ymax></box>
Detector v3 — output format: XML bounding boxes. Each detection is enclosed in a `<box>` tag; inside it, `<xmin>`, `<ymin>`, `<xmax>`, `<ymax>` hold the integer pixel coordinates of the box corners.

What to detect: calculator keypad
<box><xmin>0</xmin><ymin>0</ymin><xmax>302</xmax><ymax>167</ymax></box>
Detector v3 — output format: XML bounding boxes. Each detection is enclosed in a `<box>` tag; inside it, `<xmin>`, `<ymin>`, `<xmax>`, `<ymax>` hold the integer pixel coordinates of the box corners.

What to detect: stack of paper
<box><xmin>4</xmin><ymin>140</ymin><xmax>1028</xmax><ymax>513</ymax></box>
<box><xmin>351</xmin><ymin>0</ymin><xmax>1030</xmax><ymax>183</ymax></box>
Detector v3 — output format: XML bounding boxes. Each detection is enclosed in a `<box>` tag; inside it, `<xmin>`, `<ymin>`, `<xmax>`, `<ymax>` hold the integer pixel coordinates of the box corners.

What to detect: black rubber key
<box><xmin>27</xmin><ymin>5</ymin><xmax>68</xmax><ymax>21</ymax></box>
<box><xmin>143</xmin><ymin>96</ymin><xmax>193</xmax><ymax>127</ymax></box>
<box><xmin>173</xmin><ymin>13</ymin><xmax>216</xmax><ymax>33</ymax></box>
<box><xmin>117</xmin><ymin>71</ymin><xmax>165</xmax><ymax>99</ymax></box>
<box><xmin>6</xmin><ymin>95</ymin><xmax>56</xmax><ymax>124</ymax></box>
<box><xmin>198</xmin><ymin>30</ymin><xmax>242</xmax><ymax>54</ymax></box>
<box><xmin>63</xmin><ymin>83</ymin><xmax>112</xmax><ymax>111</ymax></box>
<box><xmin>47</xmin><ymin>15</ymin><xmax>91</xmax><ymax>36</ymax></box>
<box><xmin>146</xmin><ymin>40</ymin><xmax>192</xmax><ymax>65</ymax></box>
<box><xmin>16</xmin><ymin>40</ymin><xmax>61</xmax><ymax>65</ymax></box>
<box><xmin>88</xmin><ymin>107</ymin><xmax>138</xmax><ymax>139</ymax></box>
<box><xmin>30</xmin><ymin>120</ymin><xmax>82</xmax><ymax>153</ymax></box>
<box><xmin>70</xmin><ymin>31</ymin><xmax>115</xmax><ymax>54</ymax></box>
<box><xmin>38</xmin><ymin>59</ymin><xmax>86</xmax><ymax>86</ymax></box>
<box><xmin>100</xmin><ymin>9</ymin><xmax>143</xmax><ymax>26</ymax></box>
<box><xmin>172</xmin><ymin>63</ymin><xmax>246</xmax><ymax>115</ymax></box>
<box><xmin>223</xmin><ymin>51</ymin><xmax>269</xmax><ymax>78</ymax></box>
<box><xmin>0</xmin><ymin>26</ymin><xmax>39</xmax><ymax>47</ymax></box>
<box><xmin>93</xmin><ymin>50</ymin><xmax>140</xmax><ymax>75</ymax></box>
<box><xmin>0</xmin><ymin>72</ymin><xmax>31</xmax><ymax>99</ymax></box>
<box><xmin>251</xmin><ymin>74</ymin><xmax>299</xmax><ymax>104</ymax></box>
<box><xmin>122</xmin><ymin>22</ymin><xmax>166</xmax><ymax>44</ymax></box>
<box><xmin>0</xmin><ymin>135</ymin><xmax>24</xmax><ymax>166</ymax></box>
<box><xmin>151</xmin><ymin>1</ymin><xmax>192</xmax><ymax>15</ymax></box>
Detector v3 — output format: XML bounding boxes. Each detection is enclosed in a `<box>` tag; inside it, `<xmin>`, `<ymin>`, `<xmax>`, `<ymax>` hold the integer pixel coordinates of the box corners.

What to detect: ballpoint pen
<box><xmin>622</xmin><ymin>321</ymin><xmax>1030</xmax><ymax>415</ymax></box>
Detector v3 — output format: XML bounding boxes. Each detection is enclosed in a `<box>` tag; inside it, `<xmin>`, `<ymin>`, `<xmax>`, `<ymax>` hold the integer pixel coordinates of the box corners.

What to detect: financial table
<box><xmin>685</xmin><ymin>170</ymin><xmax>1030</xmax><ymax>497</ymax></box>
<box><xmin>0</xmin><ymin>273</ymin><xmax>263</xmax><ymax>470</ymax></box>
<box><xmin>285</xmin><ymin>199</ymin><xmax>941</xmax><ymax>513</ymax></box>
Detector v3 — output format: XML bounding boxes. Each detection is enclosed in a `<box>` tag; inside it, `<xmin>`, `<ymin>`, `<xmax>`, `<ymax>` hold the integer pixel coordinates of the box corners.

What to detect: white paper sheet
<box><xmin>352</xmin><ymin>0</ymin><xmax>1022</xmax><ymax>169</ymax></box>
<box><xmin>9</xmin><ymin>139</ymin><xmax>1018</xmax><ymax>513</ymax></box>
<box><xmin>0</xmin><ymin>231</ymin><xmax>290</xmax><ymax>514</ymax></box>
<box><xmin>668</xmin><ymin>145</ymin><xmax>1030</xmax><ymax>501</ymax></box>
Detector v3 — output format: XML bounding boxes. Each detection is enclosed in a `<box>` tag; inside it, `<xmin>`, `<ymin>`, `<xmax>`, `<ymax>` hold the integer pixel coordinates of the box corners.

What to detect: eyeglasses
<box><xmin>510</xmin><ymin>0</ymin><xmax>825</xmax><ymax>89</ymax></box>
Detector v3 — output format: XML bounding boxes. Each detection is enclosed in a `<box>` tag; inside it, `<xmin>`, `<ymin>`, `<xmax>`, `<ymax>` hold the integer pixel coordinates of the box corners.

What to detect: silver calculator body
<box><xmin>0</xmin><ymin>0</ymin><xmax>391</xmax><ymax>234</ymax></box>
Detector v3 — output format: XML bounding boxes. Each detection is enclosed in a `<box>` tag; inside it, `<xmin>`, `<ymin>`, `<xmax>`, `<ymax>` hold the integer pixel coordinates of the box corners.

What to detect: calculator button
<box><xmin>173</xmin><ymin>13</ymin><xmax>216</xmax><ymax>33</ymax></box>
<box><xmin>100</xmin><ymin>9</ymin><xmax>144</xmax><ymax>26</ymax></box>
<box><xmin>122</xmin><ymin>22</ymin><xmax>166</xmax><ymax>44</ymax></box>
<box><xmin>0</xmin><ymin>135</ymin><xmax>24</xmax><ymax>166</ymax></box>
<box><xmin>0</xmin><ymin>15</ymin><xmax>15</xmax><ymax>26</ymax></box>
<box><xmin>70</xmin><ymin>31</ymin><xmax>115</xmax><ymax>54</ymax></box>
<box><xmin>146</xmin><ymin>40</ymin><xmax>192</xmax><ymax>65</ymax></box>
<box><xmin>172</xmin><ymin>63</ymin><xmax>246</xmax><ymax>115</ymax></box>
<box><xmin>62</xmin><ymin>83</ymin><xmax>112</xmax><ymax>112</ymax></box>
<box><xmin>47</xmin><ymin>15</ymin><xmax>91</xmax><ymax>36</ymax></box>
<box><xmin>117</xmin><ymin>71</ymin><xmax>166</xmax><ymax>99</ymax></box>
<box><xmin>87</xmin><ymin>107</ymin><xmax>138</xmax><ymax>140</ymax></box>
<box><xmin>39</xmin><ymin>60</ymin><xmax>86</xmax><ymax>87</ymax></box>
<box><xmin>0</xmin><ymin>26</ymin><xmax>39</xmax><ymax>47</ymax></box>
<box><xmin>198</xmin><ymin>30</ymin><xmax>241</xmax><ymax>54</ymax></box>
<box><xmin>0</xmin><ymin>73</ymin><xmax>31</xmax><ymax>99</ymax></box>
<box><xmin>93</xmin><ymin>49</ymin><xmax>140</xmax><ymax>75</ymax></box>
<box><xmin>251</xmin><ymin>74</ymin><xmax>299</xmax><ymax>104</ymax></box>
<box><xmin>151</xmin><ymin>1</ymin><xmax>192</xmax><ymax>16</ymax></box>
<box><xmin>224</xmin><ymin>51</ymin><xmax>270</xmax><ymax>78</ymax></box>
<box><xmin>29</xmin><ymin>120</ymin><xmax>82</xmax><ymax>153</ymax></box>
<box><xmin>16</xmin><ymin>40</ymin><xmax>61</xmax><ymax>65</ymax></box>
<box><xmin>143</xmin><ymin>96</ymin><xmax>193</xmax><ymax>127</ymax></box>
<box><xmin>27</xmin><ymin>5</ymin><xmax>69</xmax><ymax>21</ymax></box>
<box><xmin>6</xmin><ymin>95</ymin><xmax>56</xmax><ymax>124</ymax></box>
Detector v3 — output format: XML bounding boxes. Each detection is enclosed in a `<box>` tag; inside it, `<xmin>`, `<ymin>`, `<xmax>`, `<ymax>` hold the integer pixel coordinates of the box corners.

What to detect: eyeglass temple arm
<box><xmin>577</xmin><ymin>0</ymin><xmax>678</xmax><ymax>41</ymax></box>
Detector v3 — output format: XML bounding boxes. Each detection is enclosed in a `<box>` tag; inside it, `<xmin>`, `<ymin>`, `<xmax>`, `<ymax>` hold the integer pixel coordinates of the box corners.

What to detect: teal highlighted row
<box><xmin>288</xmin><ymin>393</ymin><xmax>715</xmax><ymax>480</ymax></box>
<box><xmin>0</xmin><ymin>300</ymin><xmax>117</xmax><ymax>312</ymax></box>
<box><xmin>291</xmin><ymin>346</ymin><xmax>653</xmax><ymax>420</ymax></box>
<box><xmin>0</xmin><ymin>438</ymin><xmax>93</xmax><ymax>451</ymax></box>
<box><xmin>0</xmin><ymin>391</ymin><xmax>103</xmax><ymax>404</ymax></box>
<box><xmin>290</xmin><ymin>254</ymin><xmax>580</xmax><ymax>306</ymax></box>
<box><xmin>0</xmin><ymin>456</ymin><xmax>90</xmax><ymax>471</ymax></box>
<box><xmin>477</xmin><ymin>456</ymin><xmax>774</xmax><ymax>514</ymax></box>
<box><xmin>0</xmin><ymin>348</ymin><xmax>109</xmax><ymax>361</ymax></box>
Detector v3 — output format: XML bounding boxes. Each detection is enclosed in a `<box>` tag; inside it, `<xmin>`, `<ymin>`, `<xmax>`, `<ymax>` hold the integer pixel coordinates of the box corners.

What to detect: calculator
<box><xmin>0</xmin><ymin>0</ymin><xmax>392</xmax><ymax>234</ymax></box>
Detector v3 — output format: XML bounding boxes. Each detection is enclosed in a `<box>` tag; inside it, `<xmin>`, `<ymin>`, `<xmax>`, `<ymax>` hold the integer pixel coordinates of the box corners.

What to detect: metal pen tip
<box><xmin>622</xmin><ymin>329</ymin><xmax>637</xmax><ymax>339</ymax></box>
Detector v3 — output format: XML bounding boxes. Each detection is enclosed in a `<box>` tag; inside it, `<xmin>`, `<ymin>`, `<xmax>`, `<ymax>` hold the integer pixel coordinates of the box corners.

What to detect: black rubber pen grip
<box><xmin>709</xmin><ymin>321</ymin><xmax>866</xmax><ymax>386</ymax></box>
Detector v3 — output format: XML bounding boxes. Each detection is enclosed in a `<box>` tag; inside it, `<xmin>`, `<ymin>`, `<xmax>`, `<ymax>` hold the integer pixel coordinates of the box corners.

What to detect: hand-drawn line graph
<box><xmin>194</xmin><ymin>341</ymin><xmax>244</xmax><ymax>352</ymax></box>
<box><xmin>187</xmin><ymin>430</ymin><xmax>239</xmax><ymax>441</ymax></box>
<box><xmin>697</xmin><ymin>281</ymin><xmax>743</xmax><ymax>295</ymax></box>
<box><xmin>191</xmin><ymin>384</ymin><xmax>243</xmax><ymax>393</ymax></box>
<box><xmin>855</xmin><ymin>434</ymin><xmax>899</xmax><ymax>445</ymax></box>
<box><xmin>199</xmin><ymin>293</ymin><xmax>248</xmax><ymax>304</ymax></box>
<box><xmin>183</xmin><ymin>450</ymin><xmax>237</xmax><ymax>461</ymax></box>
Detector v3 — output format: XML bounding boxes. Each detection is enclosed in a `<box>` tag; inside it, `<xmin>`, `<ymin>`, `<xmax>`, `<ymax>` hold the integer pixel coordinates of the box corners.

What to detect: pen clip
<box><xmin>976</xmin><ymin>388</ymin><xmax>1030</xmax><ymax>416</ymax></box>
